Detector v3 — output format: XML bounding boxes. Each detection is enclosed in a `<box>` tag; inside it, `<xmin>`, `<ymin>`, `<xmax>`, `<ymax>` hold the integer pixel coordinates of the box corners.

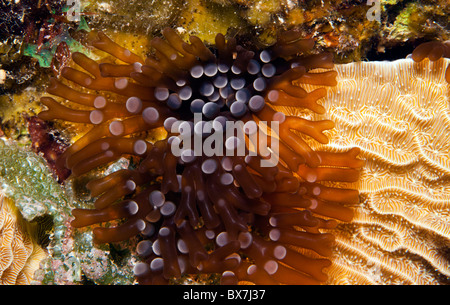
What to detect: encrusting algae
<box><xmin>0</xmin><ymin>137</ymin><xmax>136</xmax><ymax>284</ymax></box>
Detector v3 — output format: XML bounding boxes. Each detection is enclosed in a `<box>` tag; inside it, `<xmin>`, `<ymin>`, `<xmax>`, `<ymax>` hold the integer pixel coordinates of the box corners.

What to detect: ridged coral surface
<box><xmin>37</xmin><ymin>28</ymin><xmax>364</xmax><ymax>285</ymax></box>
<box><xmin>291</xmin><ymin>57</ymin><xmax>450</xmax><ymax>284</ymax></box>
<box><xmin>0</xmin><ymin>195</ymin><xmax>46</xmax><ymax>284</ymax></box>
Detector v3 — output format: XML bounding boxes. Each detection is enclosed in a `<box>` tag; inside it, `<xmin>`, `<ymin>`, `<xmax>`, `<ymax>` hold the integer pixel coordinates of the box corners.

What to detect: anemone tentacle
<box><xmin>39</xmin><ymin>28</ymin><xmax>362</xmax><ymax>285</ymax></box>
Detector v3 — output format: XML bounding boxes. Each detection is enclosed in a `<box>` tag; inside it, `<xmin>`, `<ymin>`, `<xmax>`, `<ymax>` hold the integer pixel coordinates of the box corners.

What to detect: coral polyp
<box><xmin>38</xmin><ymin>28</ymin><xmax>362</xmax><ymax>285</ymax></box>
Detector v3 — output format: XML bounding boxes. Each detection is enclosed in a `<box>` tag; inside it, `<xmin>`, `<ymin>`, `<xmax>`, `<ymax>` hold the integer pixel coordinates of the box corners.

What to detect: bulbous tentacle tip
<box><xmin>39</xmin><ymin>29</ymin><xmax>364</xmax><ymax>285</ymax></box>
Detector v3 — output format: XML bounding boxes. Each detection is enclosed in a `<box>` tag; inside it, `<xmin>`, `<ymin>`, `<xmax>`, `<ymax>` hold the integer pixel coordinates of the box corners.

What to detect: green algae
<box><xmin>178</xmin><ymin>0</ymin><xmax>245</xmax><ymax>44</ymax></box>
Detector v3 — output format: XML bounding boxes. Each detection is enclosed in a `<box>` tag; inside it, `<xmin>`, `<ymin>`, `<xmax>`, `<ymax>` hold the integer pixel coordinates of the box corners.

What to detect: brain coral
<box><xmin>38</xmin><ymin>28</ymin><xmax>363</xmax><ymax>285</ymax></box>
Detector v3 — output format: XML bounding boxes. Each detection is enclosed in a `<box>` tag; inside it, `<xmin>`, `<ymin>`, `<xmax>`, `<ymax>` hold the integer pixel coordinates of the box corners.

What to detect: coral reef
<box><xmin>2</xmin><ymin>0</ymin><xmax>449</xmax><ymax>138</ymax></box>
<box><xmin>0</xmin><ymin>138</ymin><xmax>68</xmax><ymax>220</ymax></box>
<box><xmin>84</xmin><ymin>0</ymin><xmax>185</xmax><ymax>37</ymax></box>
<box><xmin>38</xmin><ymin>28</ymin><xmax>362</xmax><ymax>284</ymax></box>
<box><xmin>0</xmin><ymin>0</ymin><xmax>93</xmax><ymax>142</ymax></box>
<box><xmin>27</xmin><ymin>116</ymin><xmax>71</xmax><ymax>182</ymax></box>
<box><xmin>411</xmin><ymin>40</ymin><xmax>450</xmax><ymax>83</ymax></box>
<box><xmin>381</xmin><ymin>2</ymin><xmax>449</xmax><ymax>47</ymax></box>
<box><xmin>73</xmin><ymin>1</ymin><xmax>450</xmax><ymax>63</ymax></box>
<box><xmin>294</xmin><ymin>57</ymin><xmax>450</xmax><ymax>284</ymax></box>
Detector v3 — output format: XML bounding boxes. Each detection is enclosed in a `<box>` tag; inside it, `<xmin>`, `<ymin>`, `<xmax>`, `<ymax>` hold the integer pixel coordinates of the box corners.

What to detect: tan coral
<box><xmin>0</xmin><ymin>194</ymin><xmax>46</xmax><ymax>285</ymax></box>
<box><xmin>284</xmin><ymin>57</ymin><xmax>450</xmax><ymax>284</ymax></box>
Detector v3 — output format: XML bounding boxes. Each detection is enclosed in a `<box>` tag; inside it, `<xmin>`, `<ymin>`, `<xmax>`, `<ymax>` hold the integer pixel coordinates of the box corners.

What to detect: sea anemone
<box><xmin>38</xmin><ymin>28</ymin><xmax>363</xmax><ymax>285</ymax></box>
